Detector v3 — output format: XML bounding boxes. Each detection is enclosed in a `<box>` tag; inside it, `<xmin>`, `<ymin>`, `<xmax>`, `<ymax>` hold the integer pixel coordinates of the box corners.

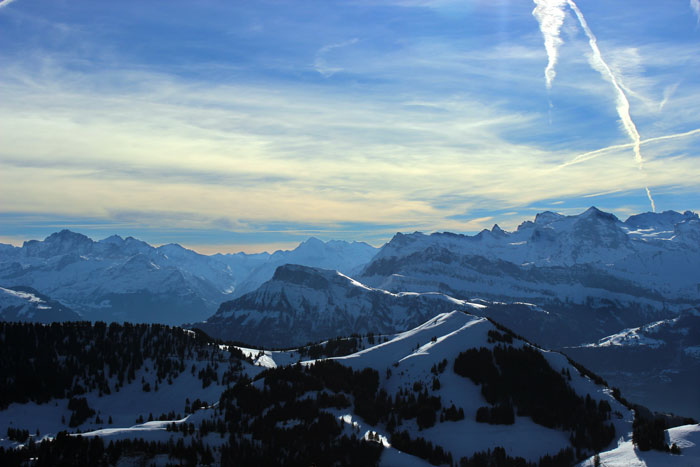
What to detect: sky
<box><xmin>1</xmin><ymin>0</ymin><xmax>699</xmax><ymax>254</ymax></box>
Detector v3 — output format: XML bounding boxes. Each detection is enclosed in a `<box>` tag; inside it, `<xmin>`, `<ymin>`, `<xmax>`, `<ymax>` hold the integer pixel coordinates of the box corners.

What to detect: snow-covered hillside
<box><xmin>1</xmin><ymin>314</ymin><xmax>694</xmax><ymax>466</ymax></box>
<box><xmin>0</xmin><ymin>231</ymin><xmax>377</xmax><ymax>325</ymax></box>
<box><xmin>580</xmin><ymin>424</ymin><xmax>700</xmax><ymax>467</ymax></box>
<box><xmin>0</xmin><ymin>286</ymin><xmax>81</xmax><ymax>323</ymax></box>
<box><xmin>195</xmin><ymin>264</ymin><xmax>484</xmax><ymax>347</ymax></box>
<box><xmin>324</xmin><ymin>311</ymin><xmax>630</xmax><ymax>463</ymax></box>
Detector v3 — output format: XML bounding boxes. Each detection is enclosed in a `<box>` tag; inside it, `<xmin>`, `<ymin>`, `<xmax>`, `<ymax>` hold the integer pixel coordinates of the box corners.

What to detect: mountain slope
<box><xmin>566</xmin><ymin>309</ymin><xmax>700</xmax><ymax>419</ymax></box>
<box><xmin>195</xmin><ymin>264</ymin><xmax>482</xmax><ymax>347</ymax></box>
<box><xmin>324</xmin><ymin>310</ymin><xmax>632</xmax><ymax>463</ymax></box>
<box><xmin>0</xmin><ymin>286</ymin><xmax>81</xmax><ymax>323</ymax></box>
<box><xmin>2</xmin><ymin>314</ymin><xmax>694</xmax><ymax>466</ymax></box>
<box><xmin>580</xmin><ymin>424</ymin><xmax>700</xmax><ymax>467</ymax></box>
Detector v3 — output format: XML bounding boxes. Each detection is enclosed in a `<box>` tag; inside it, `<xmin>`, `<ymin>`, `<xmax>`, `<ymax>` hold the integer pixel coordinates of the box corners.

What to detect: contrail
<box><xmin>532</xmin><ymin>0</ymin><xmax>657</xmax><ymax>211</ymax></box>
<box><xmin>645</xmin><ymin>187</ymin><xmax>656</xmax><ymax>212</ymax></box>
<box><xmin>0</xmin><ymin>0</ymin><xmax>20</xmax><ymax>9</ymax></box>
<box><xmin>692</xmin><ymin>0</ymin><xmax>700</xmax><ymax>23</ymax></box>
<box><xmin>566</xmin><ymin>1</ymin><xmax>643</xmax><ymax>166</ymax></box>
<box><xmin>559</xmin><ymin>127</ymin><xmax>700</xmax><ymax>168</ymax></box>
<box><xmin>532</xmin><ymin>0</ymin><xmax>568</xmax><ymax>89</ymax></box>
<box><xmin>565</xmin><ymin>0</ymin><xmax>655</xmax><ymax>210</ymax></box>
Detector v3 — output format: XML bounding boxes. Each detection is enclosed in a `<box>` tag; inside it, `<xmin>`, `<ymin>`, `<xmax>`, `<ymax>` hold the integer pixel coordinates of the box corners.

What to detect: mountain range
<box><xmin>0</xmin><ymin>232</ymin><xmax>376</xmax><ymax>325</ymax></box>
<box><xmin>192</xmin><ymin>207</ymin><xmax>699</xmax><ymax>419</ymax></box>
<box><xmin>359</xmin><ymin>207</ymin><xmax>700</xmax><ymax>348</ymax></box>
<box><xmin>1</xmin><ymin>207</ymin><xmax>698</xmax><ymax>420</ymax></box>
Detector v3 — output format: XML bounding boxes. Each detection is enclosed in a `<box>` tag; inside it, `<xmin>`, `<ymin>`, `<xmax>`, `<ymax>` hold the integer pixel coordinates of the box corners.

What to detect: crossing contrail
<box><xmin>532</xmin><ymin>0</ymin><xmax>657</xmax><ymax>211</ymax></box>
<box><xmin>559</xmin><ymin>128</ymin><xmax>700</xmax><ymax>168</ymax></box>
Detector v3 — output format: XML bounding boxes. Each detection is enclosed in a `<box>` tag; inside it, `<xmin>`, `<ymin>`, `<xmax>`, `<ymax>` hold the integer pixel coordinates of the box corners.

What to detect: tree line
<box><xmin>0</xmin><ymin>321</ymin><xmax>249</xmax><ymax>409</ymax></box>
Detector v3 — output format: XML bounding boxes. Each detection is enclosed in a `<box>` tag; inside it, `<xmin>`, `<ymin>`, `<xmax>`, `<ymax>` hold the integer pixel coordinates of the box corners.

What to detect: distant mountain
<box><xmin>359</xmin><ymin>207</ymin><xmax>700</xmax><ymax>347</ymax></box>
<box><xmin>195</xmin><ymin>264</ymin><xmax>481</xmax><ymax>347</ymax></box>
<box><xmin>0</xmin><ymin>231</ymin><xmax>378</xmax><ymax>325</ymax></box>
<box><xmin>0</xmin><ymin>285</ymin><xmax>81</xmax><ymax>323</ymax></box>
<box><xmin>566</xmin><ymin>309</ymin><xmax>700</xmax><ymax>419</ymax></box>
<box><xmin>231</xmin><ymin>237</ymin><xmax>378</xmax><ymax>298</ymax></box>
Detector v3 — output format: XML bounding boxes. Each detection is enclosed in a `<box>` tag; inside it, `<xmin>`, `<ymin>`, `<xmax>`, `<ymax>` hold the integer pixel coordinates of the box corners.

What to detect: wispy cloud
<box><xmin>692</xmin><ymin>0</ymin><xmax>700</xmax><ymax>23</ymax></box>
<box><xmin>1</xmin><ymin>1</ymin><xmax>699</xmax><ymax>244</ymax></box>
<box><xmin>659</xmin><ymin>82</ymin><xmax>680</xmax><ymax>111</ymax></box>
<box><xmin>2</xmin><ymin>50</ymin><xmax>699</xmax><ymax>236</ymax></box>
<box><xmin>0</xmin><ymin>0</ymin><xmax>19</xmax><ymax>10</ymax></box>
<box><xmin>313</xmin><ymin>38</ymin><xmax>359</xmax><ymax>77</ymax></box>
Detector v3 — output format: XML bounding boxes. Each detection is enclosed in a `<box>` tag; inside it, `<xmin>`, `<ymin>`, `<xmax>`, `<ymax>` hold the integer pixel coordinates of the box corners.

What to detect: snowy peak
<box><xmin>569</xmin><ymin>208</ymin><xmax>627</xmax><ymax>249</ymax></box>
<box><xmin>275</xmin><ymin>236</ymin><xmax>376</xmax><ymax>262</ymax></box>
<box><xmin>534</xmin><ymin>210</ymin><xmax>565</xmax><ymax>225</ymax></box>
<box><xmin>156</xmin><ymin>242</ymin><xmax>200</xmax><ymax>261</ymax></box>
<box><xmin>230</xmin><ymin>237</ymin><xmax>378</xmax><ymax>297</ymax></box>
<box><xmin>490</xmin><ymin>224</ymin><xmax>506</xmax><ymax>236</ymax></box>
<box><xmin>624</xmin><ymin>209</ymin><xmax>698</xmax><ymax>230</ymax></box>
<box><xmin>99</xmin><ymin>234</ymin><xmax>125</xmax><ymax>245</ymax></box>
<box><xmin>515</xmin><ymin>206</ymin><xmax>620</xmax><ymax>233</ymax></box>
<box><xmin>621</xmin><ymin>210</ymin><xmax>700</xmax><ymax>246</ymax></box>
<box><xmin>363</xmin><ymin>206</ymin><xmax>699</xmax><ymax>299</ymax></box>
<box><xmin>45</xmin><ymin>229</ymin><xmax>92</xmax><ymax>245</ymax></box>
<box><xmin>23</xmin><ymin>230</ymin><xmax>93</xmax><ymax>258</ymax></box>
<box><xmin>578</xmin><ymin>206</ymin><xmax>619</xmax><ymax>223</ymax></box>
<box><xmin>295</xmin><ymin>236</ymin><xmax>325</xmax><ymax>250</ymax></box>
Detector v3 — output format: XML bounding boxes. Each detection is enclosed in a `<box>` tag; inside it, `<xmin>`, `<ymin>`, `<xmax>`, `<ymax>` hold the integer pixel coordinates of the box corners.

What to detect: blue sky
<box><xmin>1</xmin><ymin>0</ymin><xmax>699</xmax><ymax>253</ymax></box>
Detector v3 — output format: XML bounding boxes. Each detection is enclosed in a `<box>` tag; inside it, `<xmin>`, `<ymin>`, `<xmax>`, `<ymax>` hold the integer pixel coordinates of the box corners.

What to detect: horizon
<box><xmin>0</xmin><ymin>205</ymin><xmax>695</xmax><ymax>255</ymax></box>
<box><xmin>1</xmin><ymin>1</ymin><xmax>700</xmax><ymax>252</ymax></box>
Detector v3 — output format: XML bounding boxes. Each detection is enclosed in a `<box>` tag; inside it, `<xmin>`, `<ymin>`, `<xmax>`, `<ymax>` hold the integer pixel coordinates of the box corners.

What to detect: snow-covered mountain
<box><xmin>0</xmin><ymin>285</ymin><xmax>81</xmax><ymax>323</ymax></box>
<box><xmin>0</xmin><ymin>231</ymin><xmax>378</xmax><ymax>325</ymax></box>
<box><xmin>0</xmin><ymin>231</ymin><xmax>236</xmax><ymax>325</ymax></box>
<box><xmin>230</xmin><ymin>237</ymin><xmax>378</xmax><ymax>298</ymax></box>
<box><xmin>359</xmin><ymin>207</ymin><xmax>700</xmax><ymax>346</ymax></box>
<box><xmin>196</xmin><ymin>264</ymin><xmax>482</xmax><ymax>347</ymax></box>
<box><xmin>362</xmin><ymin>207</ymin><xmax>699</xmax><ymax>300</ymax></box>
<box><xmin>566</xmin><ymin>309</ymin><xmax>700</xmax><ymax>419</ymax></box>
